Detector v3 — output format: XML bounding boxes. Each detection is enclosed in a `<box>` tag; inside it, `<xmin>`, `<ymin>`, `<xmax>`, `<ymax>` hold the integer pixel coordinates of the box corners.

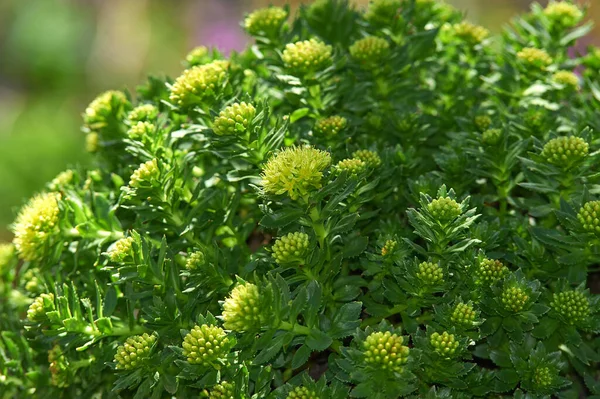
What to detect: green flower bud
<box><xmin>430</xmin><ymin>331</ymin><xmax>459</xmax><ymax>357</ymax></box>
<box><xmin>517</xmin><ymin>47</ymin><xmax>553</xmax><ymax>70</ymax></box>
<box><xmin>476</xmin><ymin>258</ymin><xmax>508</xmax><ymax>283</ymax></box>
<box><xmin>186</xmin><ymin>251</ymin><xmax>205</xmax><ymax>271</ymax></box>
<box><xmin>366</xmin><ymin>0</ymin><xmax>401</xmax><ymax>25</ymax></box>
<box><xmin>541</xmin><ymin>136</ymin><xmax>588</xmax><ymax>168</ymax></box>
<box><xmin>182</xmin><ymin>324</ymin><xmax>231</xmax><ymax>366</ymax></box>
<box><xmin>203</xmin><ymin>381</ymin><xmax>235</xmax><ymax>399</ymax></box>
<box><xmin>287</xmin><ymin>386</ymin><xmax>320</xmax><ymax>399</ymax></box>
<box><xmin>114</xmin><ymin>333</ymin><xmax>157</xmax><ymax>370</ymax></box>
<box><xmin>363</xmin><ymin>331</ymin><xmax>409</xmax><ymax>373</ymax></box>
<box><xmin>381</xmin><ymin>239</ymin><xmax>397</xmax><ymax>256</ymax></box>
<box><xmin>314</xmin><ymin>115</ymin><xmax>347</xmax><ymax>137</ymax></box>
<box><xmin>129</xmin><ymin>159</ymin><xmax>160</xmax><ymax>188</ymax></box>
<box><xmin>427</xmin><ymin>197</ymin><xmax>462</xmax><ymax>221</ymax></box>
<box><xmin>244</xmin><ymin>7</ymin><xmax>287</xmax><ymax>37</ymax></box>
<box><xmin>282</xmin><ymin>39</ymin><xmax>333</xmax><ymax>76</ymax></box>
<box><xmin>127</xmin><ymin>121</ymin><xmax>155</xmax><ymax>140</ymax></box>
<box><xmin>169</xmin><ymin>60</ymin><xmax>229</xmax><ymax>108</ymax></box>
<box><xmin>128</xmin><ymin>104</ymin><xmax>159</xmax><ymax>123</ymax></box>
<box><xmin>86</xmin><ymin>132</ymin><xmax>99</xmax><ymax>153</ymax></box>
<box><xmin>260</xmin><ymin>146</ymin><xmax>331</xmax><ymax>200</ymax></box>
<box><xmin>49</xmin><ymin>170</ymin><xmax>74</xmax><ymax>191</ymax></box>
<box><xmin>352</xmin><ymin>149</ymin><xmax>382</xmax><ymax>168</ymax></box>
<box><xmin>83</xmin><ymin>90</ymin><xmax>129</xmax><ymax>129</ymax></box>
<box><xmin>550</xmin><ymin>290</ymin><xmax>590</xmax><ymax>325</ymax></box>
<box><xmin>222</xmin><ymin>283</ymin><xmax>265</xmax><ymax>332</ymax></box>
<box><xmin>481</xmin><ymin>129</ymin><xmax>502</xmax><ymax>146</ymax></box>
<box><xmin>48</xmin><ymin>345</ymin><xmax>69</xmax><ymax>388</ymax></box>
<box><xmin>416</xmin><ymin>261</ymin><xmax>443</xmax><ymax>284</ymax></box>
<box><xmin>12</xmin><ymin>192</ymin><xmax>61</xmax><ymax>262</ymax></box>
<box><xmin>335</xmin><ymin>158</ymin><xmax>366</xmax><ymax>177</ymax></box>
<box><xmin>272</xmin><ymin>232</ymin><xmax>310</xmax><ymax>265</ymax></box>
<box><xmin>451</xmin><ymin>21</ymin><xmax>489</xmax><ymax>45</ymax></box>
<box><xmin>23</xmin><ymin>269</ymin><xmax>41</xmax><ymax>293</ymax></box>
<box><xmin>185</xmin><ymin>46</ymin><xmax>210</xmax><ymax>67</ymax></box>
<box><xmin>552</xmin><ymin>70</ymin><xmax>579</xmax><ymax>89</ymax></box>
<box><xmin>501</xmin><ymin>286</ymin><xmax>529</xmax><ymax>312</ymax></box>
<box><xmin>578</xmin><ymin>201</ymin><xmax>600</xmax><ymax>234</ymax></box>
<box><xmin>544</xmin><ymin>1</ymin><xmax>583</xmax><ymax>28</ymax></box>
<box><xmin>0</xmin><ymin>243</ymin><xmax>15</xmax><ymax>273</ymax></box>
<box><xmin>474</xmin><ymin>115</ymin><xmax>492</xmax><ymax>131</ymax></box>
<box><xmin>450</xmin><ymin>302</ymin><xmax>477</xmax><ymax>327</ymax></box>
<box><xmin>212</xmin><ymin>102</ymin><xmax>256</xmax><ymax>136</ymax></box>
<box><xmin>533</xmin><ymin>366</ymin><xmax>553</xmax><ymax>388</ymax></box>
<box><xmin>27</xmin><ymin>293</ymin><xmax>54</xmax><ymax>321</ymax></box>
<box><xmin>107</xmin><ymin>237</ymin><xmax>135</xmax><ymax>262</ymax></box>
<box><xmin>349</xmin><ymin>36</ymin><xmax>390</xmax><ymax>66</ymax></box>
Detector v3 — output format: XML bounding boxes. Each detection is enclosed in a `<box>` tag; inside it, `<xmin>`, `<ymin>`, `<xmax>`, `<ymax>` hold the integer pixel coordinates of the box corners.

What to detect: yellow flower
<box><xmin>451</xmin><ymin>22</ymin><xmax>489</xmax><ymax>45</ymax></box>
<box><xmin>282</xmin><ymin>39</ymin><xmax>333</xmax><ymax>76</ymax></box>
<box><xmin>12</xmin><ymin>193</ymin><xmax>61</xmax><ymax>262</ymax></box>
<box><xmin>544</xmin><ymin>1</ymin><xmax>583</xmax><ymax>28</ymax></box>
<box><xmin>169</xmin><ymin>60</ymin><xmax>229</xmax><ymax>108</ymax></box>
<box><xmin>244</xmin><ymin>7</ymin><xmax>287</xmax><ymax>37</ymax></box>
<box><xmin>261</xmin><ymin>146</ymin><xmax>331</xmax><ymax>200</ymax></box>
<box><xmin>83</xmin><ymin>90</ymin><xmax>129</xmax><ymax>129</ymax></box>
<box><xmin>552</xmin><ymin>70</ymin><xmax>579</xmax><ymax>88</ymax></box>
<box><xmin>222</xmin><ymin>283</ymin><xmax>265</xmax><ymax>332</ymax></box>
<box><xmin>517</xmin><ymin>47</ymin><xmax>553</xmax><ymax>69</ymax></box>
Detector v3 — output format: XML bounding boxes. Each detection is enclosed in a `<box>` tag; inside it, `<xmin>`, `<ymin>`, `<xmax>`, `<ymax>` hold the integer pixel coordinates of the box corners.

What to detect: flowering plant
<box><xmin>1</xmin><ymin>0</ymin><xmax>599</xmax><ymax>397</ymax></box>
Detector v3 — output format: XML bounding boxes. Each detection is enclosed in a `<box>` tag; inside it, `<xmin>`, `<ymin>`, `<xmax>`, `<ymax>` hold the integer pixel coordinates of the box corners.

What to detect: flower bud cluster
<box><xmin>128</xmin><ymin>104</ymin><xmax>159</xmax><ymax>123</ymax></box>
<box><xmin>381</xmin><ymin>239</ymin><xmax>397</xmax><ymax>256</ymax></box>
<box><xmin>282</xmin><ymin>39</ymin><xmax>332</xmax><ymax>76</ymax></box>
<box><xmin>533</xmin><ymin>366</ymin><xmax>553</xmax><ymax>387</ymax></box>
<box><xmin>212</xmin><ymin>102</ymin><xmax>256</xmax><ymax>136</ymax></box>
<box><xmin>244</xmin><ymin>7</ymin><xmax>287</xmax><ymax>37</ymax></box>
<box><xmin>203</xmin><ymin>381</ymin><xmax>235</xmax><ymax>399</ymax></box>
<box><xmin>185</xmin><ymin>46</ymin><xmax>211</xmax><ymax>67</ymax></box>
<box><xmin>517</xmin><ymin>47</ymin><xmax>553</xmax><ymax>70</ymax></box>
<box><xmin>427</xmin><ymin>197</ymin><xmax>462</xmax><ymax>221</ymax></box>
<box><xmin>272</xmin><ymin>232</ymin><xmax>310</xmax><ymax>265</ymax></box>
<box><xmin>335</xmin><ymin>158</ymin><xmax>366</xmax><ymax>177</ymax></box>
<box><xmin>314</xmin><ymin>116</ymin><xmax>347</xmax><ymax>137</ymax></box>
<box><xmin>27</xmin><ymin>293</ymin><xmax>55</xmax><ymax>321</ymax></box>
<box><xmin>578</xmin><ymin>201</ymin><xmax>600</xmax><ymax>234</ymax></box>
<box><xmin>352</xmin><ymin>149</ymin><xmax>381</xmax><ymax>168</ymax></box>
<box><xmin>474</xmin><ymin>115</ymin><xmax>492</xmax><ymax>131</ymax></box>
<box><xmin>541</xmin><ymin>136</ymin><xmax>588</xmax><ymax>168</ymax></box>
<box><xmin>83</xmin><ymin>90</ymin><xmax>129</xmax><ymax>128</ymax></box>
<box><xmin>108</xmin><ymin>237</ymin><xmax>135</xmax><ymax>262</ymax></box>
<box><xmin>114</xmin><ymin>333</ymin><xmax>157</xmax><ymax>370</ymax></box>
<box><xmin>127</xmin><ymin>121</ymin><xmax>155</xmax><ymax>140</ymax></box>
<box><xmin>129</xmin><ymin>159</ymin><xmax>160</xmax><ymax>188</ymax></box>
<box><xmin>451</xmin><ymin>21</ymin><xmax>489</xmax><ymax>45</ymax></box>
<box><xmin>182</xmin><ymin>325</ymin><xmax>230</xmax><ymax>366</ymax></box>
<box><xmin>501</xmin><ymin>286</ymin><xmax>529</xmax><ymax>312</ymax></box>
<box><xmin>186</xmin><ymin>251</ymin><xmax>206</xmax><ymax>271</ymax></box>
<box><xmin>169</xmin><ymin>60</ymin><xmax>229</xmax><ymax>107</ymax></box>
<box><xmin>450</xmin><ymin>302</ymin><xmax>477</xmax><ymax>327</ymax></box>
<box><xmin>481</xmin><ymin>129</ymin><xmax>502</xmax><ymax>146</ymax></box>
<box><xmin>349</xmin><ymin>36</ymin><xmax>390</xmax><ymax>66</ymax></box>
<box><xmin>550</xmin><ymin>290</ymin><xmax>590</xmax><ymax>324</ymax></box>
<box><xmin>476</xmin><ymin>258</ymin><xmax>508</xmax><ymax>283</ymax></box>
<box><xmin>543</xmin><ymin>1</ymin><xmax>583</xmax><ymax>28</ymax></box>
<box><xmin>362</xmin><ymin>331</ymin><xmax>410</xmax><ymax>373</ymax></box>
<box><xmin>222</xmin><ymin>283</ymin><xmax>265</xmax><ymax>332</ymax></box>
<box><xmin>430</xmin><ymin>331</ymin><xmax>459</xmax><ymax>356</ymax></box>
<box><xmin>287</xmin><ymin>386</ymin><xmax>320</xmax><ymax>399</ymax></box>
<box><xmin>416</xmin><ymin>261</ymin><xmax>443</xmax><ymax>284</ymax></box>
<box><xmin>49</xmin><ymin>170</ymin><xmax>74</xmax><ymax>191</ymax></box>
<box><xmin>552</xmin><ymin>70</ymin><xmax>579</xmax><ymax>89</ymax></box>
<box><xmin>366</xmin><ymin>0</ymin><xmax>401</xmax><ymax>25</ymax></box>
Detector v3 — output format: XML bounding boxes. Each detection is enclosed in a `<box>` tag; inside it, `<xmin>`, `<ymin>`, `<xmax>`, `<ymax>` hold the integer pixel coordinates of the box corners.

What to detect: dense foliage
<box><xmin>1</xmin><ymin>0</ymin><xmax>600</xmax><ymax>397</ymax></box>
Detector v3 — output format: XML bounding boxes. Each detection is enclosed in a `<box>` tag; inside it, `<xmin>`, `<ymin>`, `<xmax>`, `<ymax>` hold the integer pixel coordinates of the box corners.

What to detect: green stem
<box><xmin>279</xmin><ymin>321</ymin><xmax>311</xmax><ymax>335</ymax></box>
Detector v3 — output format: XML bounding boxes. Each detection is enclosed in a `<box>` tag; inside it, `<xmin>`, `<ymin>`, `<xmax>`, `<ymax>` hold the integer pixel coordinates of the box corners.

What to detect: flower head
<box><xmin>366</xmin><ymin>0</ymin><xmax>401</xmax><ymax>25</ymax></box>
<box><xmin>578</xmin><ymin>201</ymin><xmax>600</xmax><ymax>234</ymax></box>
<box><xmin>428</xmin><ymin>197</ymin><xmax>462</xmax><ymax>221</ymax></box>
<box><xmin>128</xmin><ymin>104</ymin><xmax>159</xmax><ymax>123</ymax></box>
<box><xmin>185</xmin><ymin>46</ymin><xmax>210</xmax><ymax>67</ymax></box>
<box><xmin>222</xmin><ymin>283</ymin><xmax>265</xmax><ymax>332</ymax></box>
<box><xmin>272</xmin><ymin>232</ymin><xmax>310</xmax><ymax>265</ymax></box>
<box><xmin>203</xmin><ymin>381</ymin><xmax>235</xmax><ymax>399</ymax></box>
<box><xmin>12</xmin><ymin>192</ymin><xmax>61</xmax><ymax>262</ymax></box>
<box><xmin>49</xmin><ymin>170</ymin><xmax>75</xmax><ymax>191</ymax></box>
<box><xmin>451</xmin><ymin>21</ymin><xmax>489</xmax><ymax>45</ymax></box>
<box><xmin>381</xmin><ymin>239</ymin><xmax>397</xmax><ymax>256</ymax></box>
<box><xmin>450</xmin><ymin>302</ymin><xmax>477</xmax><ymax>327</ymax></box>
<box><xmin>261</xmin><ymin>146</ymin><xmax>331</xmax><ymax>200</ymax></box>
<box><xmin>186</xmin><ymin>251</ymin><xmax>206</xmax><ymax>271</ymax></box>
<box><xmin>416</xmin><ymin>261</ymin><xmax>443</xmax><ymax>284</ymax></box>
<box><xmin>541</xmin><ymin>136</ymin><xmax>588</xmax><ymax>168</ymax></box>
<box><xmin>83</xmin><ymin>90</ymin><xmax>129</xmax><ymax>129</ymax></box>
<box><xmin>550</xmin><ymin>290</ymin><xmax>590</xmax><ymax>325</ymax></box>
<box><xmin>501</xmin><ymin>285</ymin><xmax>530</xmax><ymax>312</ymax></box>
<box><xmin>476</xmin><ymin>258</ymin><xmax>508</xmax><ymax>283</ymax></box>
<box><xmin>430</xmin><ymin>331</ymin><xmax>459</xmax><ymax>357</ymax></box>
<box><xmin>169</xmin><ymin>60</ymin><xmax>229</xmax><ymax>108</ymax></box>
<box><xmin>481</xmin><ymin>129</ymin><xmax>502</xmax><ymax>146</ymax></box>
<box><xmin>349</xmin><ymin>36</ymin><xmax>390</xmax><ymax>66</ymax></box>
<box><xmin>114</xmin><ymin>333</ymin><xmax>157</xmax><ymax>370</ymax></box>
<box><xmin>27</xmin><ymin>293</ymin><xmax>55</xmax><ymax>321</ymax></box>
<box><xmin>282</xmin><ymin>39</ymin><xmax>333</xmax><ymax>76</ymax></box>
<box><xmin>474</xmin><ymin>115</ymin><xmax>492</xmax><ymax>131</ymax></box>
<box><xmin>212</xmin><ymin>102</ymin><xmax>256</xmax><ymax>136</ymax></box>
<box><xmin>107</xmin><ymin>237</ymin><xmax>135</xmax><ymax>263</ymax></box>
<box><xmin>352</xmin><ymin>149</ymin><xmax>382</xmax><ymax>168</ymax></box>
<box><xmin>287</xmin><ymin>386</ymin><xmax>320</xmax><ymax>399</ymax></box>
<box><xmin>335</xmin><ymin>158</ymin><xmax>367</xmax><ymax>177</ymax></box>
<box><xmin>363</xmin><ymin>331</ymin><xmax>409</xmax><ymax>373</ymax></box>
<box><xmin>129</xmin><ymin>159</ymin><xmax>160</xmax><ymax>188</ymax></box>
<box><xmin>182</xmin><ymin>324</ymin><xmax>231</xmax><ymax>366</ymax></box>
<box><xmin>314</xmin><ymin>115</ymin><xmax>347</xmax><ymax>136</ymax></box>
<box><xmin>517</xmin><ymin>47</ymin><xmax>553</xmax><ymax>70</ymax></box>
<box><xmin>127</xmin><ymin>121</ymin><xmax>155</xmax><ymax>140</ymax></box>
<box><xmin>552</xmin><ymin>70</ymin><xmax>579</xmax><ymax>89</ymax></box>
<box><xmin>544</xmin><ymin>1</ymin><xmax>583</xmax><ymax>28</ymax></box>
<box><xmin>244</xmin><ymin>7</ymin><xmax>287</xmax><ymax>37</ymax></box>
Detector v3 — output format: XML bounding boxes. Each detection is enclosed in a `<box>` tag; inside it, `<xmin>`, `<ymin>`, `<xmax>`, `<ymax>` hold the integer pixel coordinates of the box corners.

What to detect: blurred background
<box><xmin>0</xmin><ymin>0</ymin><xmax>598</xmax><ymax>240</ymax></box>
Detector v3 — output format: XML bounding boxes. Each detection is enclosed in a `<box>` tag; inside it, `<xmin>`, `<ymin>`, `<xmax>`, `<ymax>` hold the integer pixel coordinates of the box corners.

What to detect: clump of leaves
<box><xmin>1</xmin><ymin>0</ymin><xmax>599</xmax><ymax>398</ymax></box>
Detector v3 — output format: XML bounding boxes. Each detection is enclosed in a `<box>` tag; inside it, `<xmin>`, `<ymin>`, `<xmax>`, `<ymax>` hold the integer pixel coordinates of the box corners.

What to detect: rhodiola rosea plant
<box><xmin>1</xmin><ymin>0</ymin><xmax>600</xmax><ymax>397</ymax></box>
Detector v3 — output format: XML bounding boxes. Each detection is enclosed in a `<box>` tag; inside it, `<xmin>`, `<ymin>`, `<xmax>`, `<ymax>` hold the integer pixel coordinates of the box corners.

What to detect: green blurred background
<box><xmin>0</xmin><ymin>0</ymin><xmax>598</xmax><ymax>240</ymax></box>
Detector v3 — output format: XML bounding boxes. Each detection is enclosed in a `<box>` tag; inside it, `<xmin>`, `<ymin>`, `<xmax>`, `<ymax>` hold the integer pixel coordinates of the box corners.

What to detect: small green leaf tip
<box><xmin>272</xmin><ymin>232</ymin><xmax>310</xmax><ymax>265</ymax></box>
<box><xmin>282</xmin><ymin>38</ymin><xmax>333</xmax><ymax>76</ymax></box>
<box><xmin>416</xmin><ymin>261</ymin><xmax>444</xmax><ymax>284</ymax></box>
<box><xmin>541</xmin><ymin>136</ymin><xmax>588</xmax><ymax>168</ymax></box>
<box><xmin>363</xmin><ymin>331</ymin><xmax>410</xmax><ymax>373</ymax></box>
<box><xmin>212</xmin><ymin>102</ymin><xmax>256</xmax><ymax>136</ymax></box>
<box><xmin>430</xmin><ymin>331</ymin><xmax>459</xmax><ymax>357</ymax></box>
<box><xmin>222</xmin><ymin>282</ymin><xmax>265</xmax><ymax>332</ymax></box>
<box><xmin>551</xmin><ymin>290</ymin><xmax>590</xmax><ymax>324</ymax></box>
<box><xmin>260</xmin><ymin>146</ymin><xmax>331</xmax><ymax>200</ymax></box>
<box><xmin>114</xmin><ymin>333</ymin><xmax>157</xmax><ymax>370</ymax></box>
<box><xmin>182</xmin><ymin>324</ymin><xmax>230</xmax><ymax>366</ymax></box>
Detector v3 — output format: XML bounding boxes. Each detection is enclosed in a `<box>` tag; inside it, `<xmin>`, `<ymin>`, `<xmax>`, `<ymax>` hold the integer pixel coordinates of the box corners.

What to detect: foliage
<box><xmin>1</xmin><ymin>0</ymin><xmax>599</xmax><ymax>397</ymax></box>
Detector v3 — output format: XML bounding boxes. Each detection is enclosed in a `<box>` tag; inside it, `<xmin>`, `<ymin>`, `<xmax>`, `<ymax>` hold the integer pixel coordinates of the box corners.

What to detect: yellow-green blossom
<box><xmin>244</xmin><ymin>7</ymin><xmax>287</xmax><ymax>37</ymax></box>
<box><xmin>282</xmin><ymin>39</ymin><xmax>332</xmax><ymax>76</ymax></box>
<box><xmin>169</xmin><ymin>60</ymin><xmax>229</xmax><ymax>107</ymax></box>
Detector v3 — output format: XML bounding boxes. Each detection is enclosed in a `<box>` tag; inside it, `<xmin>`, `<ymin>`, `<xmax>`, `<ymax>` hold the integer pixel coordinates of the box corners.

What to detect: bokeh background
<box><xmin>0</xmin><ymin>0</ymin><xmax>598</xmax><ymax>240</ymax></box>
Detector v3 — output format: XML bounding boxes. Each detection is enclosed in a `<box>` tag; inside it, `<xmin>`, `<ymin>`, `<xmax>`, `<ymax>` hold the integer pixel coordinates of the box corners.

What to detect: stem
<box><xmin>361</xmin><ymin>304</ymin><xmax>407</xmax><ymax>328</ymax></box>
<box><xmin>309</xmin><ymin>207</ymin><xmax>327</xmax><ymax>249</ymax></box>
<box><xmin>279</xmin><ymin>321</ymin><xmax>311</xmax><ymax>335</ymax></box>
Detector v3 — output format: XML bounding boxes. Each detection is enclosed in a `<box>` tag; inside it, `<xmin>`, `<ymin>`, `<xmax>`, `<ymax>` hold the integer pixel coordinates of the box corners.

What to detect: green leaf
<box><xmin>306</xmin><ymin>329</ymin><xmax>333</xmax><ymax>351</ymax></box>
<box><xmin>289</xmin><ymin>107</ymin><xmax>310</xmax><ymax>123</ymax></box>
<box><xmin>291</xmin><ymin>344</ymin><xmax>312</xmax><ymax>369</ymax></box>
